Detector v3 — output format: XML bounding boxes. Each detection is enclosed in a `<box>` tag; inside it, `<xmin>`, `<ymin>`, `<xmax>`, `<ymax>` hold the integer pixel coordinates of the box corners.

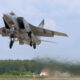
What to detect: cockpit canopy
<box><xmin>10</xmin><ymin>12</ymin><xmax>15</xmax><ymax>16</ymax></box>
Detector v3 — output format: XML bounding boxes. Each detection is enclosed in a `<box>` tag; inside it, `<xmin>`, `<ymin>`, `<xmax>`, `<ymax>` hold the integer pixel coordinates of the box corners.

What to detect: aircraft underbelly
<box><xmin>24</xmin><ymin>39</ymin><xmax>41</xmax><ymax>45</ymax></box>
<box><xmin>32</xmin><ymin>34</ymin><xmax>41</xmax><ymax>45</ymax></box>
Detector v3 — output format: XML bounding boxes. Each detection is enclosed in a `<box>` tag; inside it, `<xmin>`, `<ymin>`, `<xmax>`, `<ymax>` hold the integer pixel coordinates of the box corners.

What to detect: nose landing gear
<box><xmin>9</xmin><ymin>33</ymin><xmax>15</xmax><ymax>49</ymax></box>
<box><xmin>9</xmin><ymin>40</ymin><xmax>14</xmax><ymax>49</ymax></box>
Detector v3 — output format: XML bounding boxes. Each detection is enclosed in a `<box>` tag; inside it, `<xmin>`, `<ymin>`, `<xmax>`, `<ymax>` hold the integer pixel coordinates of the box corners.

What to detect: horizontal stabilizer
<box><xmin>41</xmin><ymin>40</ymin><xmax>56</xmax><ymax>44</ymax></box>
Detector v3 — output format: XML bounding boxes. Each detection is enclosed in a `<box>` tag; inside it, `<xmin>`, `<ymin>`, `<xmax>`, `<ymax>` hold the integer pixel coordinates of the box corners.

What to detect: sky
<box><xmin>0</xmin><ymin>0</ymin><xmax>80</xmax><ymax>62</ymax></box>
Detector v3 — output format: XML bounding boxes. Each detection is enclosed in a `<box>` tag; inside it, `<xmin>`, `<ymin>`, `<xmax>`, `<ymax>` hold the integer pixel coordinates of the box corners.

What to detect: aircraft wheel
<box><xmin>30</xmin><ymin>41</ymin><xmax>33</xmax><ymax>47</ymax></box>
<box><xmin>9</xmin><ymin>40</ymin><xmax>14</xmax><ymax>49</ymax></box>
<box><xmin>33</xmin><ymin>43</ymin><xmax>36</xmax><ymax>49</ymax></box>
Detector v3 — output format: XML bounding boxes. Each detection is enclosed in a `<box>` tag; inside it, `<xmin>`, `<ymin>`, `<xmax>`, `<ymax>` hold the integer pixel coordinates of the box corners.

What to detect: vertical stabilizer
<box><xmin>38</xmin><ymin>19</ymin><xmax>44</xmax><ymax>28</ymax></box>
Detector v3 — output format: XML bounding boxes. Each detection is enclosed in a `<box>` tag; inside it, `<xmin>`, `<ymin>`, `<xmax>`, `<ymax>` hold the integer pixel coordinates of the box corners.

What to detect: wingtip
<box><xmin>54</xmin><ymin>31</ymin><xmax>69</xmax><ymax>37</ymax></box>
<box><xmin>65</xmin><ymin>34</ymin><xmax>69</xmax><ymax>37</ymax></box>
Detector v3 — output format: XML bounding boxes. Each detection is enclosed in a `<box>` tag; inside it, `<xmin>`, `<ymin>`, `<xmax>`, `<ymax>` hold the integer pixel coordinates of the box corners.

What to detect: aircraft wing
<box><xmin>30</xmin><ymin>24</ymin><xmax>68</xmax><ymax>37</ymax></box>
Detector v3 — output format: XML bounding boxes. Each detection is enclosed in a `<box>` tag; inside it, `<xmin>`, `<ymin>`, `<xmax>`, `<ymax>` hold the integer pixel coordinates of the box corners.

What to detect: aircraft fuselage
<box><xmin>2</xmin><ymin>12</ymin><xmax>41</xmax><ymax>48</ymax></box>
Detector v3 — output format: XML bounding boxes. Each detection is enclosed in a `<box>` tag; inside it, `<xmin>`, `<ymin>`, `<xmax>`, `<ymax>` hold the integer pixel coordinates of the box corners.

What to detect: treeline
<box><xmin>0</xmin><ymin>60</ymin><xmax>44</xmax><ymax>75</ymax></box>
<box><xmin>0</xmin><ymin>59</ymin><xmax>80</xmax><ymax>75</ymax></box>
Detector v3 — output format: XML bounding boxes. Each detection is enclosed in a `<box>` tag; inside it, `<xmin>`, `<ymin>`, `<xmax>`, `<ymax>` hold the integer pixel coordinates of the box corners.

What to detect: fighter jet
<box><xmin>0</xmin><ymin>12</ymin><xmax>68</xmax><ymax>49</ymax></box>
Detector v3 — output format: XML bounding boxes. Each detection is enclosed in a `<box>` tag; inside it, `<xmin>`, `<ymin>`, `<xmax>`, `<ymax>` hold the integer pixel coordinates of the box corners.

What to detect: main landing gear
<box><xmin>33</xmin><ymin>43</ymin><xmax>36</xmax><ymax>49</ymax></box>
<box><xmin>30</xmin><ymin>41</ymin><xmax>33</xmax><ymax>47</ymax></box>
<box><xmin>27</xmin><ymin>31</ymin><xmax>36</xmax><ymax>49</ymax></box>
<box><xmin>30</xmin><ymin>41</ymin><xmax>36</xmax><ymax>49</ymax></box>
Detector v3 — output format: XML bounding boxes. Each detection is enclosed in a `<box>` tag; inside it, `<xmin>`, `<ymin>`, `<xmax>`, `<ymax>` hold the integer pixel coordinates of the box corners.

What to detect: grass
<box><xmin>0</xmin><ymin>75</ymin><xmax>46</xmax><ymax>78</ymax></box>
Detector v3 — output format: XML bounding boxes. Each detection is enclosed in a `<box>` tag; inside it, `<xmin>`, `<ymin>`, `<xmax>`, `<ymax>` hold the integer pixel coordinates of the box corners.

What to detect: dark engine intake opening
<box><xmin>3</xmin><ymin>17</ymin><xmax>10</xmax><ymax>29</ymax></box>
<box><xmin>17</xmin><ymin>17</ymin><xmax>25</xmax><ymax>29</ymax></box>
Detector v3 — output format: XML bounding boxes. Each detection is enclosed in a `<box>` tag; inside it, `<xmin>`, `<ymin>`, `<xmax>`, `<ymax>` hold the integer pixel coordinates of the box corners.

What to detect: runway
<box><xmin>0</xmin><ymin>78</ymin><xmax>80</xmax><ymax>80</ymax></box>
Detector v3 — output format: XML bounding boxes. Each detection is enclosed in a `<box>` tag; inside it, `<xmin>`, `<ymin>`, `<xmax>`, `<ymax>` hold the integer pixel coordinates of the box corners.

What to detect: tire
<box><xmin>30</xmin><ymin>41</ymin><xmax>33</xmax><ymax>47</ymax></box>
<box><xmin>33</xmin><ymin>43</ymin><xmax>36</xmax><ymax>49</ymax></box>
<box><xmin>9</xmin><ymin>40</ymin><xmax>14</xmax><ymax>49</ymax></box>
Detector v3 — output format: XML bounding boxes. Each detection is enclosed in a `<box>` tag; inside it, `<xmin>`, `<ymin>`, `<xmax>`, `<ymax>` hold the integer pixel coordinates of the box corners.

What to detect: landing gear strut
<box><xmin>9</xmin><ymin>33</ymin><xmax>15</xmax><ymax>49</ymax></box>
<box><xmin>9</xmin><ymin>27</ymin><xmax>15</xmax><ymax>49</ymax></box>
<box><xmin>28</xmin><ymin>31</ymin><xmax>36</xmax><ymax>49</ymax></box>
<box><xmin>28</xmin><ymin>31</ymin><xmax>32</xmax><ymax>39</ymax></box>
<box><xmin>10</xmin><ymin>34</ymin><xmax>14</xmax><ymax>38</ymax></box>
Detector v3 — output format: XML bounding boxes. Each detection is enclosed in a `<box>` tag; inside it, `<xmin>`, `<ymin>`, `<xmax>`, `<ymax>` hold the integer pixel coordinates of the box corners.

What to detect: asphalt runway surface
<box><xmin>0</xmin><ymin>78</ymin><xmax>80</xmax><ymax>80</ymax></box>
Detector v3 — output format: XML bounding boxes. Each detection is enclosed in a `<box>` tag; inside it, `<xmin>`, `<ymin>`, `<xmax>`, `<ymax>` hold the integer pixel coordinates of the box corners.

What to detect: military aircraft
<box><xmin>0</xmin><ymin>12</ymin><xmax>68</xmax><ymax>49</ymax></box>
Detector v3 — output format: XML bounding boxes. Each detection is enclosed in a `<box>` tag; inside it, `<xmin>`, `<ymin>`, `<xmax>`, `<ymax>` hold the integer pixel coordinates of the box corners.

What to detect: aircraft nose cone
<box><xmin>3</xmin><ymin>14</ymin><xmax>6</xmax><ymax>17</ymax></box>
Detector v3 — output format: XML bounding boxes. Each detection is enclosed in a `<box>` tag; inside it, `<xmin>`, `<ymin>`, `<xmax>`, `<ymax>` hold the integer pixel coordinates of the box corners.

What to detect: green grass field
<box><xmin>0</xmin><ymin>75</ymin><xmax>46</xmax><ymax>78</ymax></box>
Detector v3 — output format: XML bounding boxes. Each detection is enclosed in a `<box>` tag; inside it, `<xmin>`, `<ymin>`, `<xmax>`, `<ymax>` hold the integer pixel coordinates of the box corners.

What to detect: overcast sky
<box><xmin>0</xmin><ymin>0</ymin><xmax>80</xmax><ymax>62</ymax></box>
